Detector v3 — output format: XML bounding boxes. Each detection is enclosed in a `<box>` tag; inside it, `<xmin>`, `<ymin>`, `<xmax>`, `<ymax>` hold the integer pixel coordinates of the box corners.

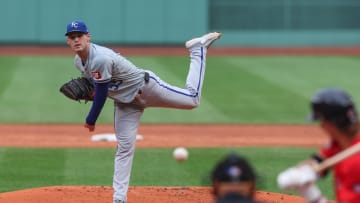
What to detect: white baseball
<box><xmin>173</xmin><ymin>147</ymin><xmax>188</xmax><ymax>162</ymax></box>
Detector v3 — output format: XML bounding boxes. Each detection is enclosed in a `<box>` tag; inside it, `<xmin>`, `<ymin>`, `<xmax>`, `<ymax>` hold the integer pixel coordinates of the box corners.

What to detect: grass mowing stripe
<box><xmin>231</xmin><ymin>56</ymin><xmax>360</xmax><ymax>98</ymax></box>
<box><xmin>0</xmin><ymin>56</ymin><xmax>113</xmax><ymax>123</ymax></box>
<box><xmin>0</xmin><ymin>148</ymin><xmax>66</xmax><ymax>192</ymax></box>
<box><xmin>206</xmin><ymin>57</ymin><xmax>308</xmax><ymax>123</ymax></box>
<box><xmin>0</xmin><ymin>57</ymin><xmax>19</xmax><ymax>98</ymax></box>
<box><xmin>206</xmin><ymin>56</ymin><xmax>360</xmax><ymax>123</ymax></box>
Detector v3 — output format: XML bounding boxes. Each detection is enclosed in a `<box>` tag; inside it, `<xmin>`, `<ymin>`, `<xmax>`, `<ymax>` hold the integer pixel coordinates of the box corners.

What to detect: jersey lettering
<box><xmin>92</xmin><ymin>71</ymin><xmax>102</xmax><ymax>80</ymax></box>
<box><xmin>109</xmin><ymin>80</ymin><xmax>123</xmax><ymax>91</ymax></box>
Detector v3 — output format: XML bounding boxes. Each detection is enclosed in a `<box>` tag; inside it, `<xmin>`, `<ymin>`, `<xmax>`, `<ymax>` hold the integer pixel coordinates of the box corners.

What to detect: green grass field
<box><xmin>0</xmin><ymin>147</ymin><xmax>334</xmax><ymax>199</ymax></box>
<box><xmin>0</xmin><ymin>55</ymin><xmax>359</xmax><ymax>123</ymax></box>
<box><xmin>1</xmin><ymin>54</ymin><xmax>358</xmax><ymax>200</ymax></box>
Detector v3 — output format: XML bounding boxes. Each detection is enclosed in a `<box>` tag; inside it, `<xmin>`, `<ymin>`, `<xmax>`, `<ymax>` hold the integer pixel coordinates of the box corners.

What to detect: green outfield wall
<box><xmin>1</xmin><ymin>0</ymin><xmax>360</xmax><ymax>46</ymax></box>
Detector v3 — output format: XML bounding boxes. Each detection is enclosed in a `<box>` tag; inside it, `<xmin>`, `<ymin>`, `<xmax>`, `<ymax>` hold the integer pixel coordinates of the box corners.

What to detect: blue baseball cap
<box><xmin>65</xmin><ymin>20</ymin><xmax>89</xmax><ymax>36</ymax></box>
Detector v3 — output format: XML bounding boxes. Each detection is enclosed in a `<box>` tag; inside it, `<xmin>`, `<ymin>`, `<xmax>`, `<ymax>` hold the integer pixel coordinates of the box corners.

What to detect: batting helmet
<box><xmin>310</xmin><ymin>88</ymin><xmax>358</xmax><ymax>130</ymax></box>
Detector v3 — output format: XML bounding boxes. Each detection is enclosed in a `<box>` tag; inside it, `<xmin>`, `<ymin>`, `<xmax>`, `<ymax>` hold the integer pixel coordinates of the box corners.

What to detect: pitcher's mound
<box><xmin>0</xmin><ymin>186</ymin><xmax>308</xmax><ymax>203</ymax></box>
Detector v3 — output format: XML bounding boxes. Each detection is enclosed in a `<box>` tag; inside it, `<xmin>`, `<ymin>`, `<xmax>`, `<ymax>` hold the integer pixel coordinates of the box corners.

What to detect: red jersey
<box><xmin>320</xmin><ymin>136</ymin><xmax>360</xmax><ymax>203</ymax></box>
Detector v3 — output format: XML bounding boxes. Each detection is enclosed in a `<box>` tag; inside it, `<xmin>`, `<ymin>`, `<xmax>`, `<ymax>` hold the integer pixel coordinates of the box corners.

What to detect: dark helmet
<box><xmin>310</xmin><ymin>88</ymin><xmax>358</xmax><ymax>130</ymax></box>
<box><xmin>212</xmin><ymin>153</ymin><xmax>256</xmax><ymax>183</ymax></box>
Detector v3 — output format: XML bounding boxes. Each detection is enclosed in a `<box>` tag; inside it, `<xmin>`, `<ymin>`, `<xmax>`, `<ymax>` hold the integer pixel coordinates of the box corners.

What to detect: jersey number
<box><xmin>109</xmin><ymin>80</ymin><xmax>123</xmax><ymax>91</ymax></box>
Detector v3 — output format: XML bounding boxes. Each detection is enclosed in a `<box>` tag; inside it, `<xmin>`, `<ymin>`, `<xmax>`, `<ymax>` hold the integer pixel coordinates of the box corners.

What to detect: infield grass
<box><xmin>0</xmin><ymin>147</ymin><xmax>334</xmax><ymax>199</ymax></box>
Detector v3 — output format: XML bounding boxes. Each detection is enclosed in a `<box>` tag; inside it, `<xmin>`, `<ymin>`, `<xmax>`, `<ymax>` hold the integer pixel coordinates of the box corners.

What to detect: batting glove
<box><xmin>277</xmin><ymin>164</ymin><xmax>318</xmax><ymax>190</ymax></box>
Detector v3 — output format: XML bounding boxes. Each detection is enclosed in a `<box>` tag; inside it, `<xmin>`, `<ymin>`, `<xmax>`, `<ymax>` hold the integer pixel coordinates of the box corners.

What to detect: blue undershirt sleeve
<box><xmin>86</xmin><ymin>82</ymin><xmax>109</xmax><ymax>125</ymax></box>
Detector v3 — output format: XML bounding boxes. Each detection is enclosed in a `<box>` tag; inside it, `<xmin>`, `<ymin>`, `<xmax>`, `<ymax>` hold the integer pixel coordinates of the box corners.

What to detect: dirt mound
<box><xmin>0</xmin><ymin>186</ymin><xmax>307</xmax><ymax>203</ymax></box>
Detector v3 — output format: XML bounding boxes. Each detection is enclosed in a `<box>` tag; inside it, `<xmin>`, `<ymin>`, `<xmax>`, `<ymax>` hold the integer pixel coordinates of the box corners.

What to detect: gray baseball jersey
<box><xmin>74</xmin><ymin>43</ymin><xmax>208</xmax><ymax>203</ymax></box>
<box><xmin>75</xmin><ymin>43</ymin><xmax>146</xmax><ymax>103</ymax></box>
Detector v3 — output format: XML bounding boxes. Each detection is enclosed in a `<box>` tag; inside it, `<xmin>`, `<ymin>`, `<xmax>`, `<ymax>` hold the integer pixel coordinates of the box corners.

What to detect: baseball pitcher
<box><xmin>62</xmin><ymin>20</ymin><xmax>221</xmax><ymax>203</ymax></box>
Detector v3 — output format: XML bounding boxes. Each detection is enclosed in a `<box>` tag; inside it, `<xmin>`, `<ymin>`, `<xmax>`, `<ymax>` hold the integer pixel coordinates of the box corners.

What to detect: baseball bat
<box><xmin>313</xmin><ymin>142</ymin><xmax>360</xmax><ymax>172</ymax></box>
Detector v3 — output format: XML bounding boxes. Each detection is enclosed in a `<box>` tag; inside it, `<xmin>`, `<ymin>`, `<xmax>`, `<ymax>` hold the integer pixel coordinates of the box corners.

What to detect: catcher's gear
<box><xmin>60</xmin><ymin>77</ymin><xmax>95</xmax><ymax>102</ymax></box>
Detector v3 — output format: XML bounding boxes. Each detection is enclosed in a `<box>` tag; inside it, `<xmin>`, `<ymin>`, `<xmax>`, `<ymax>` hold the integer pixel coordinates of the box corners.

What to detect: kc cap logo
<box><xmin>65</xmin><ymin>20</ymin><xmax>89</xmax><ymax>36</ymax></box>
<box><xmin>71</xmin><ymin>22</ymin><xmax>79</xmax><ymax>28</ymax></box>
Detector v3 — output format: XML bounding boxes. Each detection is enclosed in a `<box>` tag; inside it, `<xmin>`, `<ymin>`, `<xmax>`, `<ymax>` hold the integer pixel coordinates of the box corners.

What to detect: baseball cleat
<box><xmin>185</xmin><ymin>32</ymin><xmax>222</xmax><ymax>49</ymax></box>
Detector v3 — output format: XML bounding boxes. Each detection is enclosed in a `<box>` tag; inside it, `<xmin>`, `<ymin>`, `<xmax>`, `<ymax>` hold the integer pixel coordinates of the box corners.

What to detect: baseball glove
<box><xmin>59</xmin><ymin>77</ymin><xmax>95</xmax><ymax>102</ymax></box>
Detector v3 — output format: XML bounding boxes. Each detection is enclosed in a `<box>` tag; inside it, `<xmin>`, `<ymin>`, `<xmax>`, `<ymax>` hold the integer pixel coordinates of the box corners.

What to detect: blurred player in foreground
<box><xmin>277</xmin><ymin>88</ymin><xmax>360</xmax><ymax>203</ymax></box>
<box><xmin>211</xmin><ymin>153</ymin><xmax>260</xmax><ymax>203</ymax></box>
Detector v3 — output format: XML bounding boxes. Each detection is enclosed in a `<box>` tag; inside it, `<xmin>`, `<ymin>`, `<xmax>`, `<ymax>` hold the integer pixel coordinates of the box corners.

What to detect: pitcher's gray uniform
<box><xmin>67</xmin><ymin>20</ymin><xmax>221</xmax><ymax>203</ymax></box>
<box><xmin>77</xmin><ymin>43</ymin><xmax>208</xmax><ymax>201</ymax></box>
